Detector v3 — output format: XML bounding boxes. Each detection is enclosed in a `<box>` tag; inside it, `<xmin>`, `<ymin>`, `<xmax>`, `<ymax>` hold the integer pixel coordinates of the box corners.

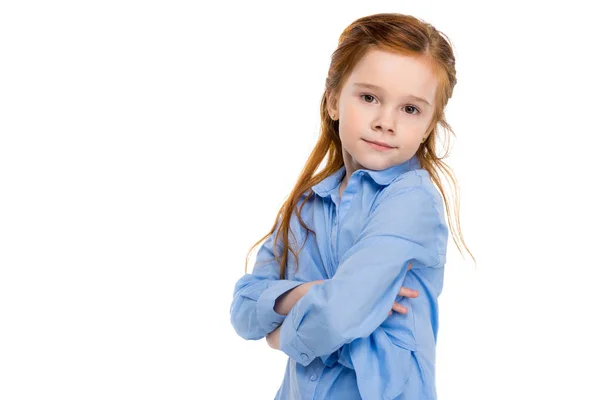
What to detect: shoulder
<box><xmin>375</xmin><ymin>168</ymin><xmax>443</xmax><ymax>211</ymax></box>
<box><xmin>369</xmin><ymin>168</ymin><xmax>449</xmax><ymax>265</ymax></box>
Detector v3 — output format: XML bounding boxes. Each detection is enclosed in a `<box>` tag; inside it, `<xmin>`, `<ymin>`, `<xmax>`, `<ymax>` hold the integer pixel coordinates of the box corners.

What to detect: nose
<box><xmin>372</xmin><ymin>108</ymin><xmax>395</xmax><ymax>134</ymax></box>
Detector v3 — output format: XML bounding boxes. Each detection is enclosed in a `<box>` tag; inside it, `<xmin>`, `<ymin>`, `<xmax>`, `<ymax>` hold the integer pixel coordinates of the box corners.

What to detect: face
<box><xmin>328</xmin><ymin>48</ymin><xmax>439</xmax><ymax>178</ymax></box>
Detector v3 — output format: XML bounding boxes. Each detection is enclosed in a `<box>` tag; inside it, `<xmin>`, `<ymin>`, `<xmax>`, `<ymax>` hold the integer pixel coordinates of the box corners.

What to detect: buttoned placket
<box><xmin>307</xmin><ymin>358</ymin><xmax>326</xmax><ymax>399</ymax></box>
<box><xmin>329</xmin><ymin>195</ymin><xmax>340</xmax><ymax>273</ymax></box>
<box><xmin>331</xmin><ymin>205</ymin><xmax>338</xmax><ymax>265</ymax></box>
<box><xmin>328</xmin><ymin>172</ymin><xmax>361</xmax><ymax>273</ymax></box>
<box><xmin>337</xmin><ymin>171</ymin><xmax>361</xmax><ymax>222</ymax></box>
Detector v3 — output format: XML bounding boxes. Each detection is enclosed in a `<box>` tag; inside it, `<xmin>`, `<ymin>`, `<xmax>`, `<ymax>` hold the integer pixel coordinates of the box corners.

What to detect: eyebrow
<box><xmin>352</xmin><ymin>82</ymin><xmax>432</xmax><ymax>106</ymax></box>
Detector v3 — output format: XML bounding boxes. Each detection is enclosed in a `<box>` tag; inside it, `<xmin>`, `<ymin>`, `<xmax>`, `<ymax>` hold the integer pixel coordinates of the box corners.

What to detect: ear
<box><xmin>326</xmin><ymin>91</ymin><xmax>339</xmax><ymax>120</ymax></box>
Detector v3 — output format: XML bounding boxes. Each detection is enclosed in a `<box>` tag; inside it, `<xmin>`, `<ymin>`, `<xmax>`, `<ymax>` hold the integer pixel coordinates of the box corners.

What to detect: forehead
<box><xmin>344</xmin><ymin>48</ymin><xmax>438</xmax><ymax>102</ymax></box>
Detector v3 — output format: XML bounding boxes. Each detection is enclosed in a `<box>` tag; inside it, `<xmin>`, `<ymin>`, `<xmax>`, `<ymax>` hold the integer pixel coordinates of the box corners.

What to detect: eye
<box><xmin>403</xmin><ymin>105</ymin><xmax>420</xmax><ymax>115</ymax></box>
<box><xmin>360</xmin><ymin>94</ymin><xmax>377</xmax><ymax>103</ymax></box>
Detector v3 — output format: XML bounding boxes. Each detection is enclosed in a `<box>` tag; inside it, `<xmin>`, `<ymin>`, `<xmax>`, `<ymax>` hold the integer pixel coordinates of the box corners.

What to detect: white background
<box><xmin>1</xmin><ymin>1</ymin><xmax>599</xmax><ymax>399</ymax></box>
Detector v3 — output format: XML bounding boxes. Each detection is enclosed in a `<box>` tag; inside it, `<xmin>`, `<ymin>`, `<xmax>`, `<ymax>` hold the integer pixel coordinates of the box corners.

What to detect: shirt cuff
<box><xmin>279</xmin><ymin>306</ymin><xmax>316</xmax><ymax>367</ymax></box>
<box><xmin>256</xmin><ymin>280</ymin><xmax>303</xmax><ymax>332</ymax></box>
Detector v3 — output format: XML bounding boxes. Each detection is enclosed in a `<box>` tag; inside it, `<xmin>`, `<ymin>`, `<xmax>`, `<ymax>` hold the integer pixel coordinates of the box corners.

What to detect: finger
<box><xmin>398</xmin><ymin>287</ymin><xmax>419</xmax><ymax>298</ymax></box>
<box><xmin>408</xmin><ymin>262</ymin><xmax>412</xmax><ymax>270</ymax></box>
<box><xmin>392</xmin><ymin>302</ymin><xmax>408</xmax><ymax>314</ymax></box>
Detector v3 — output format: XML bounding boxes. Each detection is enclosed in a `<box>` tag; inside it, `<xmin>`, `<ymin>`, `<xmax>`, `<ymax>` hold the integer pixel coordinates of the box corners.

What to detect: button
<box><xmin>272</xmin><ymin>322</ymin><xmax>279</xmax><ymax>327</ymax></box>
<box><xmin>301</xmin><ymin>353</ymin><xmax>309</xmax><ymax>360</ymax></box>
<box><xmin>310</xmin><ymin>374</ymin><xmax>317</xmax><ymax>381</ymax></box>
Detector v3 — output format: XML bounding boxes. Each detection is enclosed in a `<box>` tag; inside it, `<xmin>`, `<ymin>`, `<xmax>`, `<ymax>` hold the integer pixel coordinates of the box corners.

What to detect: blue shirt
<box><xmin>230</xmin><ymin>155</ymin><xmax>448</xmax><ymax>400</ymax></box>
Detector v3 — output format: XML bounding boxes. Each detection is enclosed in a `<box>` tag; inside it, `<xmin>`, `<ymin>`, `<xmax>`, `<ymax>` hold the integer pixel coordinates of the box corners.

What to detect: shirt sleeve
<box><xmin>337</xmin><ymin>325</ymin><xmax>420</xmax><ymax>400</ymax></box>
<box><xmin>278</xmin><ymin>185</ymin><xmax>443</xmax><ymax>366</ymax></box>
<box><xmin>230</xmin><ymin>222</ymin><xmax>304</xmax><ymax>341</ymax></box>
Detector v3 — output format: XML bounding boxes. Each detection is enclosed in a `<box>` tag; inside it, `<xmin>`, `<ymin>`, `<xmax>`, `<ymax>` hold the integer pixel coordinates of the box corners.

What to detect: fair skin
<box><xmin>329</xmin><ymin>48</ymin><xmax>438</xmax><ymax>198</ymax></box>
<box><xmin>267</xmin><ymin>49</ymin><xmax>439</xmax><ymax>350</ymax></box>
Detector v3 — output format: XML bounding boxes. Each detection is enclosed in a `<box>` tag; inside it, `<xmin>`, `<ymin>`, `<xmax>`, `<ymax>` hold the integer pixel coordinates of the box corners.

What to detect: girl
<box><xmin>230</xmin><ymin>12</ymin><xmax>474</xmax><ymax>400</ymax></box>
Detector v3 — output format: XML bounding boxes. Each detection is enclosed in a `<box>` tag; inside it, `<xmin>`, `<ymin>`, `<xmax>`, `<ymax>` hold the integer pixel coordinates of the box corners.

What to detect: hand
<box><xmin>388</xmin><ymin>262</ymin><xmax>419</xmax><ymax>316</ymax></box>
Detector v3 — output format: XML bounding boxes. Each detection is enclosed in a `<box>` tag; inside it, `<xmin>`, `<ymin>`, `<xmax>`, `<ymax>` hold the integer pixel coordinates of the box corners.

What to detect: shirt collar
<box><xmin>311</xmin><ymin>155</ymin><xmax>421</xmax><ymax>198</ymax></box>
<box><xmin>311</xmin><ymin>165</ymin><xmax>346</xmax><ymax>198</ymax></box>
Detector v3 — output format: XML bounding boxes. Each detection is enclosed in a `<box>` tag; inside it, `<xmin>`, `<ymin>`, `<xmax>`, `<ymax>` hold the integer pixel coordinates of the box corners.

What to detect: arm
<box><xmin>270</xmin><ymin>279</ymin><xmax>349</xmax><ymax>367</ymax></box>
<box><xmin>266</xmin><ymin>279</ymin><xmax>324</xmax><ymax>349</ymax></box>
<box><xmin>229</xmin><ymin>223</ymin><xmax>306</xmax><ymax>340</ymax></box>
<box><xmin>274</xmin><ymin>279</ymin><xmax>324</xmax><ymax>315</ymax></box>
<box><xmin>278</xmin><ymin>185</ymin><xmax>444</xmax><ymax>367</ymax></box>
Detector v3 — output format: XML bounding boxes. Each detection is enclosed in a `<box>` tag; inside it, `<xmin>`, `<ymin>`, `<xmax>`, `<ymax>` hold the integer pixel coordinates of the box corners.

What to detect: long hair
<box><xmin>245</xmin><ymin>13</ymin><xmax>476</xmax><ymax>279</ymax></box>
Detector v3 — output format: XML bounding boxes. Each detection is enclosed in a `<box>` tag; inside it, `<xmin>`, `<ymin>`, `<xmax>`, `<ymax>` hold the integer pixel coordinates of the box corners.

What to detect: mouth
<box><xmin>363</xmin><ymin>139</ymin><xmax>396</xmax><ymax>149</ymax></box>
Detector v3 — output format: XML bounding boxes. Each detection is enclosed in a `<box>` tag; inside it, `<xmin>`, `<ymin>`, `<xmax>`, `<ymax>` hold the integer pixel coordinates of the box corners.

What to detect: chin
<box><xmin>355</xmin><ymin>156</ymin><xmax>392</xmax><ymax>171</ymax></box>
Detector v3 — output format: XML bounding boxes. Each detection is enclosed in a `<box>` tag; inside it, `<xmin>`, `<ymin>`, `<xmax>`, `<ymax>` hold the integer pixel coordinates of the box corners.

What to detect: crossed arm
<box><xmin>265</xmin><ymin>264</ymin><xmax>417</xmax><ymax>350</ymax></box>
<box><xmin>231</xmin><ymin>185</ymin><xmax>444</xmax><ymax>399</ymax></box>
<box><xmin>231</xmin><ymin>186</ymin><xmax>442</xmax><ymax>364</ymax></box>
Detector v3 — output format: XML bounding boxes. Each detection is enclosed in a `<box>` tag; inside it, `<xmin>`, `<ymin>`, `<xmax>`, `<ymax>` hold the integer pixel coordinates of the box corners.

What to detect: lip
<box><xmin>363</xmin><ymin>139</ymin><xmax>395</xmax><ymax>150</ymax></box>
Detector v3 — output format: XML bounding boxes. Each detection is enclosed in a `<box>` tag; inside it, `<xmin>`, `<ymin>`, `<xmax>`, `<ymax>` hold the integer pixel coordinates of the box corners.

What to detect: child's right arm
<box><xmin>230</xmin><ymin>226</ymin><xmax>307</xmax><ymax>341</ymax></box>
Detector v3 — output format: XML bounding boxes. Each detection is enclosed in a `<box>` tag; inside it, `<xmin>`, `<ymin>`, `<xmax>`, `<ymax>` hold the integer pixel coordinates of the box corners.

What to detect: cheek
<box><xmin>341</xmin><ymin>104</ymin><xmax>364</xmax><ymax>132</ymax></box>
<box><xmin>346</xmin><ymin>102</ymin><xmax>364</xmax><ymax>122</ymax></box>
<box><xmin>405</xmin><ymin>133</ymin><xmax>423</xmax><ymax>148</ymax></box>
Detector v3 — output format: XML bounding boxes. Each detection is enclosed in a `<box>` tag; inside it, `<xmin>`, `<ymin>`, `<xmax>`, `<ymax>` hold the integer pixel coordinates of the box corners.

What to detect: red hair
<box><xmin>246</xmin><ymin>13</ymin><xmax>475</xmax><ymax>279</ymax></box>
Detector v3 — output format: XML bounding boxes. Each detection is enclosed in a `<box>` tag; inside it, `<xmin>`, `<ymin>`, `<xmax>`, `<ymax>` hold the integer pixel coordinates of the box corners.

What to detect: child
<box><xmin>230</xmin><ymin>12</ymin><xmax>474</xmax><ymax>400</ymax></box>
